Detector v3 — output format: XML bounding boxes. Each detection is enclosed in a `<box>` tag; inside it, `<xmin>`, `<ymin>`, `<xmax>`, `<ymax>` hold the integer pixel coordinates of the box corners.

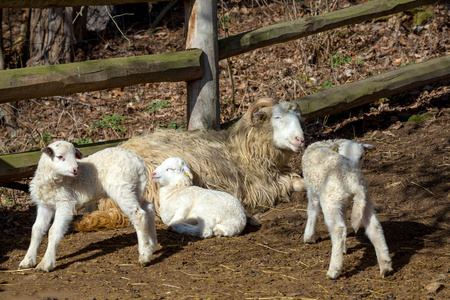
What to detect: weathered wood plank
<box><xmin>0</xmin><ymin>49</ymin><xmax>204</xmax><ymax>104</ymax></box>
<box><xmin>295</xmin><ymin>55</ymin><xmax>450</xmax><ymax>121</ymax></box>
<box><xmin>0</xmin><ymin>1</ymin><xmax>169</xmax><ymax>8</ymax></box>
<box><xmin>185</xmin><ymin>0</ymin><xmax>220</xmax><ymax>130</ymax></box>
<box><xmin>218</xmin><ymin>0</ymin><xmax>437</xmax><ymax>60</ymax></box>
<box><xmin>0</xmin><ymin>140</ymin><xmax>126</xmax><ymax>185</ymax></box>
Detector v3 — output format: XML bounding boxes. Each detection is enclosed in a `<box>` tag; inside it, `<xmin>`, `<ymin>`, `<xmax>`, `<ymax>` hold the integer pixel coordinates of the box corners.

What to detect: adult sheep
<box><xmin>75</xmin><ymin>98</ymin><xmax>305</xmax><ymax>231</ymax></box>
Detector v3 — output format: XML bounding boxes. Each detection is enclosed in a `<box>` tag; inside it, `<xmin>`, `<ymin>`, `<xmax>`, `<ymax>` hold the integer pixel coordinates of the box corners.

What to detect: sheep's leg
<box><xmin>115</xmin><ymin>199</ymin><xmax>157</xmax><ymax>267</ymax></box>
<box><xmin>362</xmin><ymin>205</ymin><xmax>393</xmax><ymax>278</ymax></box>
<box><xmin>303</xmin><ymin>191</ymin><xmax>320</xmax><ymax>243</ymax></box>
<box><xmin>20</xmin><ymin>204</ymin><xmax>54</xmax><ymax>269</ymax></box>
<box><xmin>36</xmin><ymin>203</ymin><xmax>74</xmax><ymax>272</ymax></box>
<box><xmin>323</xmin><ymin>202</ymin><xmax>347</xmax><ymax>280</ymax></box>
<box><xmin>292</xmin><ymin>176</ymin><xmax>306</xmax><ymax>192</ymax></box>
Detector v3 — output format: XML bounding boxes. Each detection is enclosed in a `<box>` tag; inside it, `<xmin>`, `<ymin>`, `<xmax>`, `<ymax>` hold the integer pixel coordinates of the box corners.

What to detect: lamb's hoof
<box><xmin>327</xmin><ymin>269</ymin><xmax>341</xmax><ymax>280</ymax></box>
<box><xmin>381</xmin><ymin>266</ymin><xmax>394</xmax><ymax>278</ymax></box>
<box><xmin>19</xmin><ymin>259</ymin><xmax>36</xmax><ymax>269</ymax></box>
<box><xmin>139</xmin><ymin>255</ymin><xmax>152</xmax><ymax>267</ymax></box>
<box><xmin>303</xmin><ymin>236</ymin><xmax>316</xmax><ymax>244</ymax></box>
<box><xmin>35</xmin><ymin>262</ymin><xmax>54</xmax><ymax>272</ymax></box>
<box><xmin>139</xmin><ymin>260</ymin><xmax>151</xmax><ymax>267</ymax></box>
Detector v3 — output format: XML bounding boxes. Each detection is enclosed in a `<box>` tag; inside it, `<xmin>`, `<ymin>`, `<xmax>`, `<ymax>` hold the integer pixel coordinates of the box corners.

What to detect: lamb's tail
<box><xmin>74</xmin><ymin>198</ymin><xmax>130</xmax><ymax>231</ymax></box>
<box><xmin>351</xmin><ymin>190</ymin><xmax>367</xmax><ymax>233</ymax></box>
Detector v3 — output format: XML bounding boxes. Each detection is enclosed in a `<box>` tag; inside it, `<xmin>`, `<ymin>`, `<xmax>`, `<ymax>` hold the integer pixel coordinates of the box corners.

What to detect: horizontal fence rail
<box><xmin>0</xmin><ymin>0</ymin><xmax>170</xmax><ymax>9</ymax></box>
<box><xmin>0</xmin><ymin>49</ymin><xmax>204</xmax><ymax>104</ymax></box>
<box><xmin>218</xmin><ymin>0</ymin><xmax>437</xmax><ymax>59</ymax></box>
<box><xmin>0</xmin><ymin>140</ymin><xmax>125</xmax><ymax>186</ymax></box>
<box><xmin>297</xmin><ymin>55</ymin><xmax>450</xmax><ymax>121</ymax></box>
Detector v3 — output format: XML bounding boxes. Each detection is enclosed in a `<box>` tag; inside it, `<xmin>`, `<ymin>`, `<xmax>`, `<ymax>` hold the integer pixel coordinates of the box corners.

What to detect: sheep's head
<box><xmin>245</xmin><ymin>98</ymin><xmax>305</xmax><ymax>152</ymax></box>
<box><xmin>337</xmin><ymin>140</ymin><xmax>375</xmax><ymax>169</ymax></box>
<box><xmin>41</xmin><ymin>141</ymin><xmax>83</xmax><ymax>177</ymax></box>
<box><xmin>151</xmin><ymin>157</ymin><xmax>193</xmax><ymax>187</ymax></box>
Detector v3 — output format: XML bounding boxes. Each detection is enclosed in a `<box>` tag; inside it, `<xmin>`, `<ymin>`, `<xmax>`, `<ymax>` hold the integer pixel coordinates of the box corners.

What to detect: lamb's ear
<box><xmin>75</xmin><ymin>148</ymin><xmax>83</xmax><ymax>159</ymax></box>
<box><xmin>253</xmin><ymin>111</ymin><xmax>268</xmax><ymax>123</ymax></box>
<box><xmin>42</xmin><ymin>146</ymin><xmax>54</xmax><ymax>157</ymax></box>
<box><xmin>183</xmin><ymin>166</ymin><xmax>193</xmax><ymax>180</ymax></box>
<box><xmin>363</xmin><ymin>143</ymin><xmax>375</xmax><ymax>152</ymax></box>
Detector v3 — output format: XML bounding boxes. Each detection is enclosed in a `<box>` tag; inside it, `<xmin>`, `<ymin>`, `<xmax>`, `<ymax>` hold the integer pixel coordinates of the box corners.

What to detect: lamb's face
<box><xmin>42</xmin><ymin>141</ymin><xmax>82</xmax><ymax>177</ymax></box>
<box><xmin>338</xmin><ymin>140</ymin><xmax>374</xmax><ymax>169</ymax></box>
<box><xmin>151</xmin><ymin>157</ymin><xmax>193</xmax><ymax>186</ymax></box>
<box><xmin>271</xmin><ymin>102</ymin><xmax>305</xmax><ymax>152</ymax></box>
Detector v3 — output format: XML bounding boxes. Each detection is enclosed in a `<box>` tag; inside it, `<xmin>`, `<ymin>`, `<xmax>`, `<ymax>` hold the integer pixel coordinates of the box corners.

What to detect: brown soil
<box><xmin>1</xmin><ymin>1</ymin><xmax>449</xmax><ymax>299</ymax></box>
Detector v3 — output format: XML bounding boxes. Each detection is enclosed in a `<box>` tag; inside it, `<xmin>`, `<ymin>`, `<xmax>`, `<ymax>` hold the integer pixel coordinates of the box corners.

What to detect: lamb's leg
<box><xmin>323</xmin><ymin>202</ymin><xmax>347</xmax><ymax>280</ymax></box>
<box><xmin>362</xmin><ymin>205</ymin><xmax>393</xmax><ymax>278</ymax></box>
<box><xmin>197</xmin><ymin>218</ymin><xmax>214</xmax><ymax>238</ymax></box>
<box><xmin>140</xmin><ymin>201</ymin><xmax>158</xmax><ymax>264</ymax></box>
<box><xmin>36</xmin><ymin>203</ymin><xmax>74</xmax><ymax>272</ymax></box>
<box><xmin>20</xmin><ymin>204</ymin><xmax>54</xmax><ymax>269</ymax></box>
<box><xmin>170</xmin><ymin>222</ymin><xmax>204</xmax><ymax>237</ymax></box>
<box><xmin>115</xmin><ymin>199</ymin><xmax>157</xmax><ymax>267</ymax></box>
<box><xmin>303</xmin><ymin>191</ymin><xmax>320</xmax><ymax>243</ymax></box>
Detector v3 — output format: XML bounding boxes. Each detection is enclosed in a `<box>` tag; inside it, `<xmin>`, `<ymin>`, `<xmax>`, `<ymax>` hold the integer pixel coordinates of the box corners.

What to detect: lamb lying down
<box><xmin>302</xmin><ymin>139</ymin><xmax>393</xmax><ymax>279</ymax></box>
<box><xmin>20</xmin><ymin>141</ymin><xmax>157</xmax><ymax>272</ymax></box>
<box><xmin>151</xmin><ymin>157</ymin><xmax>247</xmax><ymax>238</ymax></box>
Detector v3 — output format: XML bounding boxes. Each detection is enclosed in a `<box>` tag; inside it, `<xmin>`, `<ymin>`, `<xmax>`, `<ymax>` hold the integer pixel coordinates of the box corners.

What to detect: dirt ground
<box><xmin>0</xmin><ymin>1</ymin><xmax>449</xmax><ymax>299</ymax></box>
<box><xmin>1</xmin><ymin>91</ymin><xmax>449</xmax><ymax>299</ymax></box>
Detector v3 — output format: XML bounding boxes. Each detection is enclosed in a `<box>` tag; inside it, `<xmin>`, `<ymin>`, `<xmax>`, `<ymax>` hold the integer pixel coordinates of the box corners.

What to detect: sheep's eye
<box><xmin>166</xmin><ymin>168</ymin><xmax>174</xmax><ymax>171</ymax></box>
<box><xmin>56</xmin><ymin>155</ymin><xmax>64</xmax><ymax>161</ymax></box>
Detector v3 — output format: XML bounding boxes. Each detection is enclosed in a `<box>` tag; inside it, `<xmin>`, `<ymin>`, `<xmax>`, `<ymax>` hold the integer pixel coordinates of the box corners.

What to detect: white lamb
<box><xmin>19</xmin><ymin>141</ymin><xmax>158</xmax><ymax>272</ymax></box>
<box><xmin>302</xmin><ymin>139</ymin><xmax>393</xmax><ymax>279</ymax></box>
<box><xmin>151</xmin><ymin>157</ymin><xmax>247</xmax><ymax>238</ymax></box>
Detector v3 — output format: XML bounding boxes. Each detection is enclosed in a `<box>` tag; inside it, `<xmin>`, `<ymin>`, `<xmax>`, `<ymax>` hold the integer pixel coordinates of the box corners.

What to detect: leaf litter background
<box><xmin>0</xmin><ymin>1</ymin><xmax>449</xmax><ymax>299</ymax></box>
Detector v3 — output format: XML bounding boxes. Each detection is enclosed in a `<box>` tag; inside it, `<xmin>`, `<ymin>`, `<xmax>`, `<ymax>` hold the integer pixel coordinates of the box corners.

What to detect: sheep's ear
<box><xmin>253</xmin><ymin>111</ymin><xmax>268</xmax><ymax>123</ymax></box>
<box><xmin>363</xmin><ymin>144</ymin><xmax>375</xmax><ymax>152</ymax></box>
<box><xmin>300</xmin><ymin>116</ymin><xmax>306</xmax><ymax>127</ymax></box>
<box><xmin>42</xmin><ymin>146</ymin><xmax>54</xmax><ymax>157</ymax></box>
<box><xmin>75</xmin><ymin>148</ymin><xmax>83</xmax><ymax>159</ymax></box>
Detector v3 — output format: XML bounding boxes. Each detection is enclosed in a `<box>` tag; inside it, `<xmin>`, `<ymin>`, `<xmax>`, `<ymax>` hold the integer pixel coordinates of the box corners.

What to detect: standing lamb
<box><xmin>302</xmin><ymin>139</ymin><xmax>393</xmax><ymax>279</ymax></box>
<box><xmin>75</xmin><ymin>98</ymin><xmax>306</xmax><ymax>231</ymax></box>
<box><xmin>151</xmin><ymin>157</ymin><xmax>247</xmax><ymax>238</ymax></box>
<box><xmin>19</xmin><ymin>141</ymin><xmax>158</xmax><ymax>272</ymax></box>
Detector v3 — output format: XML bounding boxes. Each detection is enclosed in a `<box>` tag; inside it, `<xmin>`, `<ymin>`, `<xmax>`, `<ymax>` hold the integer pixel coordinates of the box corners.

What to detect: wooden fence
<box><xmin>0</xmin><ymin>0</ymin><xmax>449</xmax><ymax>188</ymax></box>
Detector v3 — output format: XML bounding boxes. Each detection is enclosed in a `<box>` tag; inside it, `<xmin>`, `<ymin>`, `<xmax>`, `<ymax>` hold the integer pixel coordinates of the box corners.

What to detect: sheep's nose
<box><xmin>295</xmin><ymin>136</ymin><xmax>304</xmax><ymax>146</ymax></box>
<box><xmin>73</xmin><ymin>168</ymin><xmax>78</xmax><ymax>176</ymax></box>
<box><xmin>151</xmin><ymin>172</ymin><xmax>156</xmax><ymax>177</ymax></box>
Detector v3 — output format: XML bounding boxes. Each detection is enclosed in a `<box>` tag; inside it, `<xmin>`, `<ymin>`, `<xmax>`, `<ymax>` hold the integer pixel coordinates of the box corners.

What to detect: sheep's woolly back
<box><xmin>75</xmin><ymin>104</ymin><xmax>300</xmax><ymax>231</ymax></box>
<box><xmin>73</xmin><ymin>198</ymin><xmax>130</xmax><ymax>231</ymax></box>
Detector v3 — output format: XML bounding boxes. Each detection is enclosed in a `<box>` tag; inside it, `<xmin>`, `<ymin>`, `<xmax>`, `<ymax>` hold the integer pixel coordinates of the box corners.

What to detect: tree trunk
<box><xmin>185</xmin><ymin>0</ymin><xmax>219</xmax><ymax>130</ymax></box>
<box><xmin>27</xmin><ymin>7</ymin><xmax>86</xmax><ymax>66</ymax></box>
<box><xmin>0</xmin><ymin>9</ymin><xmax>18</xmax><ymax>139</ymax></box>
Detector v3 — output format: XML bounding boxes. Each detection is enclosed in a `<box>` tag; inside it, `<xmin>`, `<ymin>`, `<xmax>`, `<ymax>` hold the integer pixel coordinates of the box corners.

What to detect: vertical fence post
<box><xmin>184</xmin><ymin>0</ymin><xmax>219</xmax><ymax>130</ymax></box>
